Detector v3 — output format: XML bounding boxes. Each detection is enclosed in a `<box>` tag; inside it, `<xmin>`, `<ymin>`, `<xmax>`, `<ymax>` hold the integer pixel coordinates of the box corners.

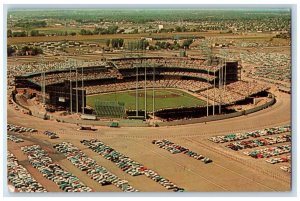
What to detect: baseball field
<box><xmin>86</xmin><ymin>88</ymin><xmax>207</xmax><ymax>111</ymax></box>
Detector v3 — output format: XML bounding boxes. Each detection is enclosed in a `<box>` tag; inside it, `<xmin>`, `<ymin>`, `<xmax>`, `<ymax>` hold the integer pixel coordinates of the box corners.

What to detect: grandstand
<box><xmin>13</xmin><ymin>56</ymin><xmax>270</xmax><ymax>120</ymax></box>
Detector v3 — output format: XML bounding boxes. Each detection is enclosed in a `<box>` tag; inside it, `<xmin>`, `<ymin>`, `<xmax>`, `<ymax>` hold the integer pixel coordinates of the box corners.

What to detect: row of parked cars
<box><xmin>21</xmin><ymin>145</ymin><xmax>92</xmax><ymax>192</ymax></box>
<box><xmin>266</xmin><ymin>155</ymin><xmax>291</xmax><ymax>164</ymax></box>
<box><xmin>243</xmin><ymin>145</ymin><xmax>291</xmax><ymax>159</ymax></box>
<box><xmin>53</xmin><ymin>142</ymin><xmax>138</xmax><ymax>192</ymax></box>
<box><xmin>81</xmin><ymin>139</ymin><xmax>185</xmax><ymax>192</ymax></box>
<box><xmin>7</xmin><ymin>134</ymin><xmax>24</xmax><ymax>143</ymax></box>
<box><xmin>152</xmin><ymin>139</ymin><xmax>212</xmax><ymax>164</ymax></box>
<box><xmin>43</xmin><ymin>131</ymin><xmax>59</xmax><ymax>139</ymax></box>
<box><xmin>226</xmin><ymin>134</ymin><xmax>291</xmax><ymax>151</ymax></box>
<box><xmin>7</xmin><ymin>124</ymin><xmax>37</xmax><ymax>133</ymax></box>
<box><xmin>7</xmin><ymin>151</ymin><xmax>47</xmax><ymax>192</ymax></box>
<box><xmin>209</xmin><ymin>125</ymin><xmax>291</xmax><ymax>143</ymax></box>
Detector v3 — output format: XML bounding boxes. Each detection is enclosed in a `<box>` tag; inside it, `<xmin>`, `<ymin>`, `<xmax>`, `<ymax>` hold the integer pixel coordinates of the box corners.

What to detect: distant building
<box><xmin>158</xmin><ymin>24</ymin><xmax>164</xmax><ymax>30</ymax></box>
<box><xmin>123</xmin><ymin>29</ymin><xmax>135</xmax><ymax>34</ymax></box>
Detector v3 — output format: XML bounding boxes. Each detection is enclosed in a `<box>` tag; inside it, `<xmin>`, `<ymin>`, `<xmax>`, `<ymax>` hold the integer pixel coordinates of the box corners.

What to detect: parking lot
<box><xmin>7</xmin><ymin>90</ymin><xmax>291</xmax><ymax>192</ymax></box>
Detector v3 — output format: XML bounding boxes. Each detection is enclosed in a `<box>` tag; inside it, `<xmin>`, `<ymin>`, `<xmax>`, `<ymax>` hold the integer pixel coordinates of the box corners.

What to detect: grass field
<box><xmin>86</xmin><ymin>88</ymin><xmax>206</xmax><ymax>112</ymax></box>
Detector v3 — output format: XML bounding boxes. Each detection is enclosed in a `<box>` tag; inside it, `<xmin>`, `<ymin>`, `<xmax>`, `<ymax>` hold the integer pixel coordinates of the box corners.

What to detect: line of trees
<box><xmin>30</xmin><ymin>30</ymin><xmax>46</xmax><ymax>37</ymax></box>
<box><xmin>7</xmin><ymin>45</ymin><xmax>43</xmax><ymax>57</ymax></box>
<box><xmin>7</xmin><ymin>30</ymin><xmax>27</xmax><ymax>37</ymax></box>
<box><xmin>7</xmin><ymin>29</ymin><xmax>79</xmax><ymax>37</ymax></box>
<box><xmin>80</xmin><ymin>25</ymin><xmax>118</xmax><ymax>35</ymax></box>
<box><xmin>127</xmin><ymin>39</ymin><xmax>149</xmax><ymax>50</ymax></box>
<box><xmin>105</xmin><ymin>39</ymin><xmax>124</xmax><ymax>48</ymax></box>
<box><xmin>153</xmin><ymin>39</ymin><xmax>193</xmax><ymax>50</ymax></box>
<box><xmin>15</xmin><ymin>20</ymin><xmax>47</xmax><ymax>28</ymax></box>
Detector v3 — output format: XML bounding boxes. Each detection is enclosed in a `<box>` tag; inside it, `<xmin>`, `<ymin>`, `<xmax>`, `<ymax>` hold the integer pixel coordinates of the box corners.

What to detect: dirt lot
<box><xmin>7</xmin><ymin>90</ymin><xmax>291</xmax><ymax>192</ymax></box>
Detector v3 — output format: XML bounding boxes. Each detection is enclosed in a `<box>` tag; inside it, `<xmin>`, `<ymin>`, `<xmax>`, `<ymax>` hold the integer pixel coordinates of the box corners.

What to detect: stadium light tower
<box><xmin>39</xmin><ymin>56</ymin><xmax>46</xmax><ymax>106</ymax></box>
<box><xmin>68</xmin><ymin>59</ymin><xmax>73</xmax><ymax>114</ymax></box>
<box><xmin>199</xmin><ymin>40</ymin><xmax>212</xmax><ymax>65</ymax></box>
<box><xmin>220</xmin><ymin>49</ymin><xmax>228</xmax><ymax>110</ymax></box>
<box><xmin>81</xmin><ymin>60</ymin><xmax>84</xmax><ymax>114</ymax></box>
<box><xmin>42</xmin><ymin>64</ymin><xmax>46</xmax><ymax>105</ymax></box>
<box><xmin>143</xmin><ymin>44</ymin><xmax>147</xmax><ymax>119</ymax></box>
<box><xmin>220</xmin><ymin>49</ymin><xmax>228</xmax><ymax>90</ymax></box>
<box><xmin>134</xmin><ymin>42</ymin><xmax>139</xmax><ymax>117</ymax></box>
<box><xmin>200</xmin><ymin>41</ymin><xmax>212</xmax><ymax>115</ymax></box>
<box><xmin>213</xmin><ymin>66</ymin><xmax>215</xmax><ymax>116</ymax></box>
<box><xmin>152</xmin><ymin>65</ymin><xmax>155</xmax><ymax>121</ymax></box>
<box><xmin>207</xmin><ymin>68</ymin><xmax>209</xmax><ymax>116</ymax></box>
<box><xmin>136</xmin><ymin>56</ymin><xmax>139</xmax><ymax>116</ymax></box>
<box><xmin>75</xmin><ymin>60</ymin><xmax>79</xmax><ymax>113</ymax></box>
<box><xmin>218</xmin><ymin>63</ymin><xmax>222</xmax><ymax>114</ymax></box>
<box><xmin>128</xmin><ymin>41</ymin><xmax>140</xmax><ymax>117</ymax></box>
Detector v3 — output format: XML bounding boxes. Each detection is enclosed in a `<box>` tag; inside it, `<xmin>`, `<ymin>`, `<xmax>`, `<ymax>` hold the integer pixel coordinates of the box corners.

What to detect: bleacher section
<box><xmin>199</xmin><ymin>81</ymin><xmax>269</xmax><ymax>104</ymax></box>
<box><xmin>85</xmin><ymin>79</ymin><xmax>212</xmax><ymax>95</ymax></box>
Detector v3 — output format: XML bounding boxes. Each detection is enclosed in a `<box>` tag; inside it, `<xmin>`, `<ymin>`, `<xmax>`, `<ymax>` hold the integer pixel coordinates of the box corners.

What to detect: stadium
<box><xmin>12</xmin><ymin>55</ymin><xmax>273</xmax><ymax>126</ymax></box>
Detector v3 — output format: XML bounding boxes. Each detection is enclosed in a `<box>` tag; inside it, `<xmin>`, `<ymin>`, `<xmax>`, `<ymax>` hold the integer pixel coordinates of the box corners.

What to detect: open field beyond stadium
<box><xmin>86</xmin><ymin>88</ymin><xmax>207</xmax><ymax>112</ymax></box>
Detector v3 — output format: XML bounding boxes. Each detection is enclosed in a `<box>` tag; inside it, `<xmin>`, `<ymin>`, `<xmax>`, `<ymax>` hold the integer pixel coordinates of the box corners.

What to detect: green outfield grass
<box><xmin>86</xmin><ymin>88</ymin><xmax>206</xmax><ymax>111</ymax></box>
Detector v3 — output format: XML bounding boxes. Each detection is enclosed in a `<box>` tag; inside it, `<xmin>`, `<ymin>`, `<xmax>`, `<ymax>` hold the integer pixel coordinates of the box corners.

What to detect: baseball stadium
<box><xmin>8</xmin><ymin>54</ymin><xmax>291</xmax><ymax>193</ymax></box>
<box><xmin>6</xmin><ymin>8</ymin><xmax>292</xmax><ymax>194</ymax></box>
<box><xmin>12</xmin><ymin>56</ymin><xmax>273</xmax><ymax>126</ymax></box>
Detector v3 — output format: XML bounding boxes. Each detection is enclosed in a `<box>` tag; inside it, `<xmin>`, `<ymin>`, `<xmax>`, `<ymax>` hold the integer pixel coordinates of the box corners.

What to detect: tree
<box><xmin>107</xmin><ymin>25</ymin><xmax>118</xmax><ymax>34</ymax></box>
<box><xmin>80</xmin><ymin>29</ymin><xmax>86</xmax><ymax>35</ymax></box>
<box><xmin>182</xmin><ymin>39</ymin><xmax>193</xmax><ymax>49</ymax></box>
<box><xmin>21</xmin><ymin>46</ymin><xmax>30</xmax><ymax>53</ymax></box>
<box><xmin>31</xmin><ymin>47</ymin><xmax>43</xmax><ymax>55</ymax></box>
<box><xmin>149</xmin><ymin>45</ymin><xmax>156</xmax><ymax>50</ymax></box>
<box><xmin>80</xmin><ymin>29</ymin><xmax>92</xmax><ymax>35</ymax></box>
<box><xmin>30</xmin><ymin>30</ymin><xmax>40</xmax><ymax>36</ymax></box>
<box><xmin>174</xmin><ymin>43</ymin><xmax>181</xmax><ymax>50</ymax></box>
<box><xmin>7</xmin><ymin>29</ymin><xmax>12</xmax><ymax>37</ymax></box>
<box><xmin>111</xmin><ymin>38</ymin><xmax>124</xmax><ymax>48</ymax></box>
<box><xmin>12</xmin><ymin>31</ymin><xmax>26</xmax><ymax>37</ymax></box>
<box><xmin>175</xmin><ymin>26</ymin><xmax>182</xmax><ymax>32</ymax></box>
<box><xmin>111</xmin><ymin>39</ymin><xmax>118</xmax><ymax>48</ymax></box>
<box><xmin>105</xmin><ymin>39</ymin><xmax>110</xmax><ymax>47</ymax></box>
<box><xmin>118</xmin><ymin>38</ymin><xmax>124</xmax><ymax>47</ymax></box>
<box><xmin>155</xmin><ymin>41</ymin><xmax>162</xmax><ymax>48</ymax></box>
<box><xmin>70</xmin><ymin>32</ymin><xmax>76</xmax><ymax>36</ymax></box>
<box><xmin>7</xmin><ymin>46</ymin><xmax>15</xmax><ymax>57</ymax></box>
<box><xmin>132</xmin><ymin>29</ymin><xmax>138</xmax><ymax>34</ymax></box>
